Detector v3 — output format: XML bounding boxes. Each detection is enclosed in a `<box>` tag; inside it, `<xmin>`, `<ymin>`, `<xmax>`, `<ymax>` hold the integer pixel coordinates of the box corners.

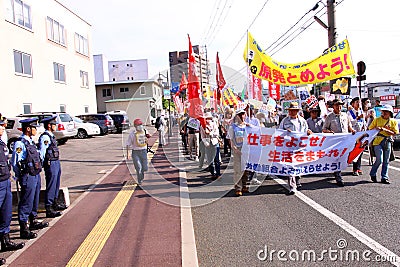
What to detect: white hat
<box><xmin>204</xmin><ymin>112</ymin><xmax>213</xmax><ymax>119</ymax></box>
<box><xmin>380</xmin><ymin>105</ymin><xmax>394</xmax><ymax>117</ymax></box>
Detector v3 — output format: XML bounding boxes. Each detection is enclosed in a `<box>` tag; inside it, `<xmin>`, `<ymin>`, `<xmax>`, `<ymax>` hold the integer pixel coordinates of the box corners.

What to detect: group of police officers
<box><xmin>0</xmin><ymin>116</ymin><xmax>66</xmax><ymax>265</ymax></box>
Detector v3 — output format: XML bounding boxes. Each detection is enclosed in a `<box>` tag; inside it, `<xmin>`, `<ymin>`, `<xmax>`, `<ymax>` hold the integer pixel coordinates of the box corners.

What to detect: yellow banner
<box><xmin>243</xmin><ymin>32</ymin><xmax>355</xmax><ymax>86</ymax></box>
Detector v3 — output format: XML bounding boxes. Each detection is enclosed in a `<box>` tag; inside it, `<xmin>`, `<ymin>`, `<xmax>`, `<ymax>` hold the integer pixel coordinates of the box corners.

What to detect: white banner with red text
<box><xmin>241</xmin><ymin>127</ymin><xmax>378</xmax><ymax>176</ymax></box>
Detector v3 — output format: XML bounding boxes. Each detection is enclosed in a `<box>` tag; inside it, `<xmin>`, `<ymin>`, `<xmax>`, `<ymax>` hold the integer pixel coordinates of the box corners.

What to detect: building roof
<box><xmin>95</xmin><ymin>79</ymin><xmax>158</xmax><ymax>86</ymax></box>
<box><xmin>366</xmin><ymin>82</ymin><xmax>399</xmax><ymax>88</ymax></box>
<box><xmin>104</xmin><ymin>97</ymin><xmax>154</xmax><ymax>103</ymax></box>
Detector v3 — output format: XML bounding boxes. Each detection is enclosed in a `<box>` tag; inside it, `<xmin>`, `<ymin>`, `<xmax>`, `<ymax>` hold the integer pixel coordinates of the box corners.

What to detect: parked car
<box><xmin>106</xmin><ymin>111</ymin><xmax>130</xmax><ymax>133</ymax></box>
<box><xmin>5</xmin><ymin>117</ymin><xmax>46</xmax><ymax>151</ymax></box>
<box><xmin>76</xmin><ymin>114</ymin><xmax>116</xmax><ymax>135</ymax></box>
<box><xmin>72</xmin><ymin>117</ymin><xmax>101</xmax><ymax>139</ymax></box>
<box><xmin>17</xmin><ymin>112</ymin><xmax>77</xmax><ymax>145</ymax></box>
<box><xmin>394</xmin><ymin>111</ymin><xmax>400</xmax><ymax>144</ymax></box>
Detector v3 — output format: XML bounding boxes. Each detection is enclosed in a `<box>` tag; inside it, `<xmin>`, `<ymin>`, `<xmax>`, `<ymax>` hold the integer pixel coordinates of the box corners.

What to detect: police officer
<box><xmin>11</xmin><ymin>118</ymin><xmax>48</xmax><ymax>239</ymax></box>
<box><xmin>0</xmin><ymin>120</ymin><xmax>24</xmax><ymax>265</ymax></box>
<box><xmin>39</xmin><ymin>116</ymin><xmax>64</xmax><ymax>218</ymax></box>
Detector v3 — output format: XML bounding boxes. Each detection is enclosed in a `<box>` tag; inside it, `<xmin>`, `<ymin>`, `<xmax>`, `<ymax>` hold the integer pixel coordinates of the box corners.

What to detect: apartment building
<box><xmin>0</xmin><ymin>0</ymin><xmax>97</xmax><ymax>116</ymax></box>
<box><xmin>169</xmin><ymin>45</ymin><xmax>210</xmax><ymax>91</ymax></box>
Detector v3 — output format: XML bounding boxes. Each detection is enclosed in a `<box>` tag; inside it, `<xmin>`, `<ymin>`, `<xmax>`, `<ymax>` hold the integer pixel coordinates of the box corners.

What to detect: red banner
<box><xmin>187</xmin><ymin>35</ymin><xmax>204</xmax><ymax>120</ymax></box>
<box><xmin>247</xmin><ymin>68</ymin><xmax>262</xmax><ymax>100</ymax></box>
<box><xmin>268</xmin><ymin>81</ymin><xmax>280</xmax><ymax>100</ymax></box>
<box><xmin>173</xmin><ymin>95</ymin><xmax>184</xmax><ymax>114</ymax></box>
<box><xmin>216</xmin><ymin>52</ymin><xmax>226</xmax><ymax>106</ymax></box>
<box><xmin>176</xmin><ymin>72</ymin><xmax>188</xmax><ymax>97</ymax></box>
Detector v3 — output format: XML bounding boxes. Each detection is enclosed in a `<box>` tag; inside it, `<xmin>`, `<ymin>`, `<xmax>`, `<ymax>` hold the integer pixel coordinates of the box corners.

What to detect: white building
<box><xmin>0</xmin><ymin>0</ymin><xmax>97</xmax><ymax>116</ymax></box>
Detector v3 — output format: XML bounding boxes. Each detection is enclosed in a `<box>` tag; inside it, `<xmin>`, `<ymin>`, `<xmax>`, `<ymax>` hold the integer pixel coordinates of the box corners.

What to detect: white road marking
<box><xmin>274</xmin><ymin>177</ymin><xmax>400</xmax><ymax>266</ymax></box>
<box><xmin>180</xmin><ymin>170</ymin><xmax>199</xmax><ymax>267</ymax></box>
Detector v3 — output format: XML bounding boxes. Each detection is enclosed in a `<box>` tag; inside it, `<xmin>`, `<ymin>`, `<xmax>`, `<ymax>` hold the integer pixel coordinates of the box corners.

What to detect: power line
<box><xmin>223</xmin><ymin>0</ymin><xmax>271</xmax><ymax>64</ymax></box>
<box><xmin>205</xmin><ymin>0</ymin><xmax>229</xmax><ymax>44</ymax></box>
<box><xmin>208</xmin><ymin>0</ymin><xmax>235</xmax><ymax>47</ymax></box>
<box><xmin>201</xmin><ymin>0</ymin><xmax>223</xmax><ymax>44</ymax></box>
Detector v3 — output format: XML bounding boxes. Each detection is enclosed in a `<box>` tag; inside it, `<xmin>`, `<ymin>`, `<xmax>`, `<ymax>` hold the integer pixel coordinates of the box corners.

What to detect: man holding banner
<box><xmin>279</xmin><ymin>102</ymin><xmax>312</xmax><ymax>194</ymax></box>
<box><xmin>322</xmin><ymin>99</ymin><xmax>355</xmax><ymax>186</ymax></box>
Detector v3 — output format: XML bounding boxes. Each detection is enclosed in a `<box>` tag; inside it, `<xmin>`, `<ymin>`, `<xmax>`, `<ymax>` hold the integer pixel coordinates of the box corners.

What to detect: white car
<box><xmin>73</xmin><ymin>117</ymin><xmax>101</xmax><ymax>139</ymax></box>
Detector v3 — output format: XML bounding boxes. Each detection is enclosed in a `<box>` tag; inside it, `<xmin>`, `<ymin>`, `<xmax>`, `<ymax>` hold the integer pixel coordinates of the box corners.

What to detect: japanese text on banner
<box><xmin>241</xmin><ymin>127</ymin><xmax>378</xmax><ymax>176</ymax></box>
<box><xmin>243</xmin><ymin>32</ymin><xmax>355</xmax><ymax>86</ymax></box>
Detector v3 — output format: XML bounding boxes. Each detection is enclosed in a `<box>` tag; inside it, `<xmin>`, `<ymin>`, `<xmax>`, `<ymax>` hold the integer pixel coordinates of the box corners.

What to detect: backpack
<box><xmin>154</xmin><ymin>116</ymin><xmax>161</xmax><ymax>129</ymax></box>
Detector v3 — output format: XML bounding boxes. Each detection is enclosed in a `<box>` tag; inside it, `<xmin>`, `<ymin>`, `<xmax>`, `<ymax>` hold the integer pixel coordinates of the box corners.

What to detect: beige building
<box><xmin>0</xmin><ymin>0</ymin><xmax>97</xmax><ymax>116</ymax></box>
<box><xmin>95</xmin><ymin>80</ymin><xmax>163</xmax><ymax>125</ymax></box>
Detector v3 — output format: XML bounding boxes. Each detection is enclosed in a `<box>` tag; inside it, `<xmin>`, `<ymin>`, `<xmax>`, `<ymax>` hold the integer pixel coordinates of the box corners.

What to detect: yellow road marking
<box><xmin>66</xmin><ymin>139</ymin><xmax>159</xmax><ymax>266</ymax></box>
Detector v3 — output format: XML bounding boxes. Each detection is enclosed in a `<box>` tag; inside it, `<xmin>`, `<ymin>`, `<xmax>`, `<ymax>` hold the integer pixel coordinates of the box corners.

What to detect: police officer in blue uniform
<box><xmin>11</xmin><ymin>118</ymin><xmax>48</xmax><ymax>239</ymax></box>
<box><xmin>39</xmin><ymin>116</ymin><xmax>64</xmax><ymax>218</ymax></box>
<box><xmin>0</xmin><ymin>120</ymin><xmax>24</xmax><ymax>265</ymax></box>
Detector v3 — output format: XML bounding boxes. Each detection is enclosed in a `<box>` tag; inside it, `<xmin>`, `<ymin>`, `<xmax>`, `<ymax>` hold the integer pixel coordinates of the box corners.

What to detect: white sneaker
<box><xmin>250</xmin><ymin>178</ymin><xmax>262</xmax><ymax>185</ymax></box>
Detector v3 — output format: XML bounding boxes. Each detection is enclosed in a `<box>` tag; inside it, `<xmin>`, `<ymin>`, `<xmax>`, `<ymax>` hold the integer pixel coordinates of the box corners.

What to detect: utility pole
<box><xmin>327</xmin><ymin>0</ymin><xmax>336</xmax><ymax>94</ymax></box>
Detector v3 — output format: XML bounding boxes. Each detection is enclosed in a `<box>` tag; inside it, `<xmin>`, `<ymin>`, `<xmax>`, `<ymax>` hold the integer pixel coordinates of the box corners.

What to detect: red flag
<box><xmin>216</xmin><ymin>52</ymin><xmax>225</xmax><ymax>106</ymax></box>
<box><xmin>176</xmin><ymin>72</ymin><xmax>187</xmax><ymax>96</ymax></box>
<box><xmin>268</xmin><ymin>81</ymin><xmax>281</xmax><ymax>100</ymax></box>
<box><xmin>187</xmin><ymin>34</ymin><xmax>204</xmax><ymax>120</ymax></box>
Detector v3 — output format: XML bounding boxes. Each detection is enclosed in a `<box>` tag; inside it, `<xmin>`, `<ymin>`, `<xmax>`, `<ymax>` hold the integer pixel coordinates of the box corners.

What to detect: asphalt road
<box><xmin>189</xmin><ymin>147</ymin><xmax>400</xmax><ymax>266</ymax></box>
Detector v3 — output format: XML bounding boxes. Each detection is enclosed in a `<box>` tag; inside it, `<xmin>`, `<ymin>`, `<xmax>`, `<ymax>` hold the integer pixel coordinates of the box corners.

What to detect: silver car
<box><xmin>17</xmin><ymin>112</ymin><xmax>77</xmax><ymax>145</ymax></box>
<box><xmin>5</xmin><ymin>117</ymin><xmax>46</xmax><ymax>151</ymax></box>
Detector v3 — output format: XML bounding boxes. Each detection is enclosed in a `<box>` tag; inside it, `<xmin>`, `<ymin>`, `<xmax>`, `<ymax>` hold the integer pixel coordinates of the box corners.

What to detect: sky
<box><xmin>59</xmin><ymin>0</ymin><xmax>400</xmax><ymax>87</ymax></box>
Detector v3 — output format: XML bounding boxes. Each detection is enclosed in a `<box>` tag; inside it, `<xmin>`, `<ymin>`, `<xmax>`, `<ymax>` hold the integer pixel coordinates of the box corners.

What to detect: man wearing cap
<box><xmin>39</xmin><ymin>116</ymin><xmax>64</xmax><ymax>218</ymax></box>
<box><xmin>11</xmin><ymin>118</ymin><xmax>48</xmax><ymax>239</ymax></box>
<box><xmin>126</xmin><ymin>118</ymin><xmax>150</xmax><ymax>184</ymax></box>
<box><xmin>347</xmin><ymin>97</ymin><xmax>367</xmax><ymax>176</ymax></box>
<box><xmin>0</xmin><ymin>120</ymin><xmax>24</xmax><ymax>262</ymax></box>
<box><xmin>228</xmin><ymin>108</ymin><xmax>250</xmax><ymax>196</ymax></box>
<box><xmin>368</xmin><ymin>105</ymin><xmax>399</xmax><ymax>184</ymax></box>
<box><xmin>323</xmin><ymin>99</ymin><xmax>355</xmax><ymax>186</ymax></box>
<box><xmin>306</xmin><ymin>107</ymin><xmax>324</xmax><ymax>133</ymax></box>
<box><xmin>279</xmin><ymin>102</ymin><xmax>312</xmax><ymax>194</ymax></box>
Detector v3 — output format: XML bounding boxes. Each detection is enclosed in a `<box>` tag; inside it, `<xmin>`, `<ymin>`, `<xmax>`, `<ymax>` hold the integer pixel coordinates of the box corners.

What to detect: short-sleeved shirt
<box><xmin>126</xmin><ymin>129</ymin><xmax>148</xmax><ymax>151</ymax></box>
<box><xmin>306</xmin><ymin>117</ymin><xmax>325</xmax><ymax>133</ymax></box>
<box><xmin>368</xmin><ymin>117</ymin><xmax>399</xmax><ymax>146</ymax></box>
<box><xmin>279</xmin><ymin>116</ymin><xmax>308</xmax><ymax>133</ymax></box>
<box><xmin>323</xmin><ymin>112</ymin><xmax>351</xmax><ymax>133</ymax></box>
<box><xmin>347</xmin><ymin>108</ymin><xmax>365</xmax><ymax>132</ymax></box>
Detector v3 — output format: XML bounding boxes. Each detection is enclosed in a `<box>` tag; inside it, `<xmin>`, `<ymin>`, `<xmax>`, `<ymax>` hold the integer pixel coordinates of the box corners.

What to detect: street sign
<box><xmin>163</xmin><ymin>89</ymin><xmax>171</xmax><ymax>100</ymax></box>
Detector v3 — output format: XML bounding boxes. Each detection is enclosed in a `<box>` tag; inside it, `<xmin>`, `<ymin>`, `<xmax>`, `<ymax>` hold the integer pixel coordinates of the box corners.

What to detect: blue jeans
<box><xmin>370</xmin><ymin>142</ymin><xmax>391</xmax><ymax>180</ymax></box>
<box><xmin>132</xmin><ymin>149</ymin><xmax>148</xmax><ymax>182</ymax></box>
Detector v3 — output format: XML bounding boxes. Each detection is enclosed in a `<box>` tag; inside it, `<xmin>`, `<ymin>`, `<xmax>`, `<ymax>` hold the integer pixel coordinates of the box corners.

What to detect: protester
<box><xmin>244</xmin><ymin>104</ymin><xmax>262</xmax><ymax>185</ymax></box>
<box><xmin>347</xmin><ymin>97</ymin><xmax>366</xmax><ymax>176</ymax></box>
<box><xmin>228</xmin><ymin>108</ymin><xmax>250</xmax><ymax>196</ymax></box>
<box><xmin>187</xmin><ymin>117</ymin><xmax>200</xmax><ymax>161</ymax></box>
<box><xmin>157</xmin><ymin>111</ymin><xmax>167</xmax><ymax>147</ymax></box>
<box><xmin>179</xmin><ymin>113</ymin><xmax>189</xmax><ymax>154</ymax></box>
<box><xmin>126</xmin><ymin>119</ymin><xmax>150</xmax><ymax>185</ymax></box>
<box><xmin>373</xmin><ymin>99</ymin><xmax>383</xmax><ymax>118</ymax></box>
<box><xmin>200</xmin><ymin>112</ymin><xmax>221</xmax><ymax>179</ymax></box>
<box><xmin>279</xmin><ymin>102</ymin><xmax>312</xmax><ymax>194</ymax></box>
<box><xmin>221</xmin><ymin>106</ymin><xmax>233</xmax><ymax>156</ymax></box>
<box><xmin>368</xmin><ymin>105</ymin><xmax>399</xmax><ymax>184</ymax></box>
<box><xmin>322</xmin><ymin>99</ymin><xmax>355</xmax><ymax>186</ymax></box>
<box><xmin>306</xmin><ymin>107</ymin><xmax>324</xmax><ymax>133</ymax></box>
<box><xmin>361</xmin><ymin>98</ymin><xmax>375</xmax><ymax>127</ymax></box>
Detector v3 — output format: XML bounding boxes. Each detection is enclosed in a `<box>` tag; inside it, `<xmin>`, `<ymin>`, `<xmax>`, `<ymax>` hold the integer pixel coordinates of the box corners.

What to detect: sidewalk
<box><xmin>5</xmin><ymin>129</ymin><xmax>186</xmax><ymax>266</ymax></box>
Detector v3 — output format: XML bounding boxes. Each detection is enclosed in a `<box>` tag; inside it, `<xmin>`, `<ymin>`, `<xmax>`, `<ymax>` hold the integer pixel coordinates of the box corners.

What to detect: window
<box><xmin>102</xmin><ymin>89</ymin><xmax>111</xmax><ymax>97</ymax></box>
<box><xmin>120</xmin><ymin>88</ymin><xmax>129</xmax><ymax>93</ymax></box>
<box><xmin>74</xmin><ymin>33</ymin><xmax>89</xmax><ymax>56</ymax></box>
<box><xmin>140</xmin><ymin>86</ymin><xmax>146</xmax><ymax>95</ymax></box>
<box><xmin>112</xmin><ymin>78</ymin><xmax>115</xmax><ymax>81</ymax></box>
<box><xmin>13</xmin><ymin>50</ymin><xmax>32</xmax><ymax>75</ymax></box>
<box><xmin>127</xmin><ymin>77</ymin><xmax>130</xmax><ymax>80</ymax></box>
<box><xmin>84</xmin><ymin>106</ymin><xmax>89</xmax><ymax>113</ymax></box>
<box><xmin>47</xmin><ymin>17</ymin><xmax>66</xmax><ymax>46</ymax></box>
<box><xmin>80</xmin><ymin>70</ymin><xmax>88</xmax><ymax>87</ymax></box>
<box><xmin>23</xmin><ymin>103</ymin><xmax>31</xmax><ymax>114</ymax></box>
<box><xmin>6</xmin><ymin>0</ymin><xmax>32</xmax><ymax>30</ymax></box>
<box><xmin>53</xmin><ymin>62</ymin><xmax>66</xmax><ymax>82</ymax></box>
<box><xmin>60</xmin><ymin>104</ymin><xmax>66</xmax><ymax>112</ymax></box>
